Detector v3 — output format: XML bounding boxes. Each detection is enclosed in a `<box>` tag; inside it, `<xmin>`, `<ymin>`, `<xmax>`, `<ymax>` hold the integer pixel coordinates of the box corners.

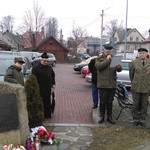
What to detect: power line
<box><xmin>82</xmin><ymin>17</ymin><xmax>100</xmax><ymax>28</ymax></box>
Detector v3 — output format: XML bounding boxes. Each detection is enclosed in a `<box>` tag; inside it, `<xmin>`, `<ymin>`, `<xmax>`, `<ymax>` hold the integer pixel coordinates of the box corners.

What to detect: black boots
<box><xmin>98</xmin><ymin>117</ymin><xmax>105</xmax><ymax>124</ymax></box>
<box><xmin>107</xmin><ymin>116</ymin><xmax>115</xmax><ymax>124</ymax></box>
<box><xmin>98</xmin><ymin>116</ymin><xmax>115</xmax><ymax>124</ymax></box>
<box><xmin>98</xmin><ymin>102</ymin><xmax>115</xmax><ymax>124</ymax></box>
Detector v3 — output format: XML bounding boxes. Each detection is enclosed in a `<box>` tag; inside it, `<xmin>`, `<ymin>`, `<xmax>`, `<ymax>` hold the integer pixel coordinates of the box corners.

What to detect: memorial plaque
<box><xmin>0</xmin><ymin>93</ymin><xmax>19</xmax><ymax>132</ymax></box>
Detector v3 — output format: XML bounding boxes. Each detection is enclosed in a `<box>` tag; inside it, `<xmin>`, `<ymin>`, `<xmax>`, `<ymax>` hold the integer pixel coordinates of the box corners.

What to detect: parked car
<box><xmin>19</xmin><ymin>51</ymin><xmax>41</xmax><ymax>62</ymax></box>
<box><xmin>31</xmin><ymin>53</ymin><xmax>57</xmax><ymax>67</ymax></box>
<box><xmin>0</xmin><ymin>55</ymin><xmax>32</xmax><ymax>81</ymax></box>
<box><xmin>81</xmin><ymin>65</ymin><xmax>90</xmax><ymax>77</ymax></box>
<box><xmin>85</xmin><ymin>59</ymin><xmax>132</xmax><ymax>87</ymax></box>
<box><xmin>80</xmin><ymin>53</ymin><xmax>91</xmax><ymax>60</ymax></box>
<box><xmin>117</xmin><ymin>59</ymin><xmax>131</xmax><ymax>87</ymax></box>
<box><xmin>47</xmin><ymin>53</ymin><xmax>57</xmax><ymax>66</ymax></box>
<box><xmin>73</xmin><ymin>56</ymin><xmax>97</xmax><ymax>72</ymax></box>
<box><xmin>85</xmin><ymin>72</ymin><xmax>92</xmax><ymax>83</ymax></box>
<box><xmin>0</xmin><ymin>50</ymin><xmax>21</xmax><ymax>56</ymax></box>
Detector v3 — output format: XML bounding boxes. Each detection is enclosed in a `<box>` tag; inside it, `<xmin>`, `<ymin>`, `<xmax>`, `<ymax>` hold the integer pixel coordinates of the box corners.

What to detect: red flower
<box><xmin>37</xmin><ymin>126</ymin><xmax>47</xmax><ymax>136</ymax></box>
<box><xmin>47</xmin><ymin>131</ymin><xmax>55</xmax><ymax>139</ymax></box>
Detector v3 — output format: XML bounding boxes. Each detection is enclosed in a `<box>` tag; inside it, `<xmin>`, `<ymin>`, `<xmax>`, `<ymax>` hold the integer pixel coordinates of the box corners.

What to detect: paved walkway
<box><xmin>42</xmin><ymin>64</ymin><xmax>94</xmax><ymax>150</ymax></box>
<box><xmin>42</xmin><ymin>124</ymin><xmax>96</xmax><ymax>150</ymax></box>
<box><xmin>44</xmin><ymin>64</ymin><xmax>93</xmax><ymax>124</ymax></box>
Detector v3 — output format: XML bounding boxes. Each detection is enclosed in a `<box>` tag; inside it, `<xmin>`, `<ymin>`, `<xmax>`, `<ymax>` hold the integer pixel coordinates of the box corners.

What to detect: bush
<box><xmin>25</xmin><ymin>74</ymin><xmax>45</xmax><ymax>128</ymax></box>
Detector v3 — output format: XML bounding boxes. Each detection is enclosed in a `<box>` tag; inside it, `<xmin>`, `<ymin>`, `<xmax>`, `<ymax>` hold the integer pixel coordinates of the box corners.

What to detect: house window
<box><xmin>136</xmin><ymin>37</ymin><xmax>139</xmax><ymax>41</ymax></box>
<box><xmin>130</xmin><ymin>37</ymin><xmax>133</xmax><ymax>41</ymax></box>
<box><xmin>127</xmin><ymin>45</ymin><xmax>130</xmax><ymax>51</ymax></box>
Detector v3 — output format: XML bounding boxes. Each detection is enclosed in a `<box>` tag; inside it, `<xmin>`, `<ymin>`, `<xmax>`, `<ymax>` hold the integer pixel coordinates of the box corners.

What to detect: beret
<box><xmin>41</xmin><ymin>53</ymin><xmax>49</xmax><ymax>58</ymax></box>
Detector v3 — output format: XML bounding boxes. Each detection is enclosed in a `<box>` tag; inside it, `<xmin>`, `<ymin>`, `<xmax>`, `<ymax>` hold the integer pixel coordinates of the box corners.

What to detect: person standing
<box><xmin>88</xmin><ymin>57</ymin><xmax>99</xmax><ymax>109</ymax></box>
<box><xmin>129</xmin><ymin>48</ymin><xmax>150</xmax><ymax>127</ymax></box>
<box><xmin>32</xmin><ymin>53</ymin><xmax>55</xmax><ymax>119</ymax></box>
<box><xmin>4</xmin><ymin>57</ymin><xmax>25</xmax><ymax>86</ymax></box>
<box><xmin>95</xmin><ymin>45</ymin><xmax>122</xmax><ymax>124</ymax></box>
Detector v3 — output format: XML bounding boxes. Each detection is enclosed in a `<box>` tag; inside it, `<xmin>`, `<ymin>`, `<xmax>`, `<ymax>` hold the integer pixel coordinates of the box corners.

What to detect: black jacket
<box><xmin>32</xmin><ymin>63</ymin><xmax>55</xmax><ymax>96</ymax></box>
<box><xmin>88</xmin><ymin>58</ymin><xmax>97</xmax><ymax>84</ymax></box>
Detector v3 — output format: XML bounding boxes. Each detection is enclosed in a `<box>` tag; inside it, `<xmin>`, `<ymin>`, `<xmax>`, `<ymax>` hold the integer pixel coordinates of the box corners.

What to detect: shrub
<box><xmin>25</xmin><ymin>74</ymin><xmax>44</xmax><ymax>128</ymax></box>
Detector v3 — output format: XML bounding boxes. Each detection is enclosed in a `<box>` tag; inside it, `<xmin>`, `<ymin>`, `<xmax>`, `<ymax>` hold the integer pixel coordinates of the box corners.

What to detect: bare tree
<box><xmin>18</xmin><ymin>1</ymin><xmax>46</xmax><ymax>50</ymax></box>
<box><xmin>21</xmin><ymin>1</ymin><xmax>45</xmax><ymax>32</ymax></box>
<box><xmin>1</xmin><ymin>15</ymin><xmax>14</xmax><ymax>33</ymax></box>
<box><xmin>141</xmin><ymin>30</ymin><xmax>149</xmax><ymax>39</ymax></box>
<box><xmin>105</xmin><ymin>19</ymin><xmax>124</xmax><ymax>38</ymax></box>
<box><xmin>45</xmin><ymin>17</ymin><xmax>59</xmax><ymax>38</ymax></box>
<box><xmin>72</xmin><ymin>27</ymin><xmax>87</xmax><ymax>39</ymax></box>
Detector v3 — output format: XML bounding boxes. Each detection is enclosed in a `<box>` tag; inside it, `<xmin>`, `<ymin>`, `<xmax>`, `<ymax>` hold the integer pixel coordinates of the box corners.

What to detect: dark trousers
<box><xmin>132</xmin><ymin>92</ymin><xmax>149</xmax><ymax>122</ymax></box>
<box><xmin>41</xmin><ymin>92</ymin><xmax>52</xmax><ymax>119</ymax></box>
<box><xmin>92</xmin><ymin>83</ymin><xmax>99</xmax><ymax>107</ymax></box>
<box><xmin>99</xmin><ymin>88</ymin><xmax>115</xmax><ymax>117</ymax></box>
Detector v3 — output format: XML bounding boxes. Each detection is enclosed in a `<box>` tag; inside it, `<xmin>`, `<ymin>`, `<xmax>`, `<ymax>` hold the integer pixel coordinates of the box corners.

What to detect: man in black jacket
<box><xmin>32</xmin><ymin>53</ymin><xmax>55</xmax><ymax>119</ymax></box>
<box><xmin>88</xmin><ymin>57</ymin><xmax>99</xmax><ymax>109</ymax></box>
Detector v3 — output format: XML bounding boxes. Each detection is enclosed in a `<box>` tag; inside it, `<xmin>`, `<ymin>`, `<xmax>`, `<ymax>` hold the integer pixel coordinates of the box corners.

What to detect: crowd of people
<box><xmin>3</xmin><ymin>45</ymin><xmax>150</xmax><ymax>127</ymax></box>
<box><xmin>88</xmin><ymin>45</ymin><xmax>150</xmax><ymax>126</ymax></box>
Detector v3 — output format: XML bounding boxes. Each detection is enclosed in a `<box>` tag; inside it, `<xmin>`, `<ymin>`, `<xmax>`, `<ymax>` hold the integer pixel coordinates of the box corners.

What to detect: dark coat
<box><xmin>95</xmin><ymin>53</ymin><xmax>122</xmax><ymax>89</ymax></box>
<box><xmin>4</xmin><ymin>65</ymin><xmax>24</xmax><ymax>86</ymax></box>
<box><xmin>88</xmin><ymin>58</ymin><xmax>97</xmax><ymax>84</ymax></box>
<box><xmin>32</xmin><ymin>63</ymin><xmax>55</xmax><ymax>118</ymax></box>
<box><xmin>129</xmin><ymin>57</ymin><xmax>150</xmax><ymax>93</ymax></box>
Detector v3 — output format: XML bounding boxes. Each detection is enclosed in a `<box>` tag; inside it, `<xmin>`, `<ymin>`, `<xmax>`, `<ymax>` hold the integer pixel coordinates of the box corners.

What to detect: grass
<box><xmin>45</xmin><ymin>125</ymin><xmax>150</xmax><ymax>150</ymax></box>
<box><xmin>88</xmin><ymin>125</ymin><xmax>150</xmax><ymax>150</ymax></box>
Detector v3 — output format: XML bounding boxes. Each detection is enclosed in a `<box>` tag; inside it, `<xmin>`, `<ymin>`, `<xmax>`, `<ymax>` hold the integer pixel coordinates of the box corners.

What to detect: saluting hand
<box><xmin>107</xmin><ymin>55</ymin><xmax>112</xmax><ymax>60</ymax></box>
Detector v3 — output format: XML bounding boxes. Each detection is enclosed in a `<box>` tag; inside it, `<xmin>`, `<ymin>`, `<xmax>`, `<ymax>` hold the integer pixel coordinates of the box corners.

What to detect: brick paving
<box><xmin>44</xmin><ymin>63</ymin><xmax>94</xmax><ymax>124</ymax></box>
<box><xmin>44</xmin><ymin>63</ymin><xmax>150</xmax><ymax>127</ymax></box>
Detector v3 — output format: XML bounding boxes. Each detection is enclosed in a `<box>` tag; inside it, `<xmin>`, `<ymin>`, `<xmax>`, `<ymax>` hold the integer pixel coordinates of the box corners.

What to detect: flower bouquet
<box><xmin>3</xmin><ymin>144</ymin><xmax>26</xmax><ymax>150</ymax></box>
<box><xmin>30</xmin><ymin>126</ymin><xmax>60</xmax><ymax>145</ymax></box>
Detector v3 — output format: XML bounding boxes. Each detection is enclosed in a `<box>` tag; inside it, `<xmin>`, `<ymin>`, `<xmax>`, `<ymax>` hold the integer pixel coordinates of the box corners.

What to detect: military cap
<box><xmin>14</xmin><ymin>57</ymin><xmax>25</xmax><ymax>63</ymax></box>
<box><xmin>103</xmin><ymin>44</ymin><xmax>113</xmax><ymax>51</ymax></box>
<box><xmin>138</xmin><ymin>48</ymin><xmax>148</xmax><ymax>52</ymax></box>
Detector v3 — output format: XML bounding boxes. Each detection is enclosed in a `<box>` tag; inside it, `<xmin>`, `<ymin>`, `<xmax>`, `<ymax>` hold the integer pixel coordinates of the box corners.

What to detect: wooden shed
<box><xmin>35</xmin><ymin>36</ymin><xmax>68</xmax><ymax>63</ymax></box>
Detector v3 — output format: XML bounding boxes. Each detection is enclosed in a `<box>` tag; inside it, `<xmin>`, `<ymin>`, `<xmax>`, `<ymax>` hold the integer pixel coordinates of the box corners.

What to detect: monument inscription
<box><xmin>0</xmin><ymin>93</ymin><xmax>19</xmax><ymax>132</ymax></box>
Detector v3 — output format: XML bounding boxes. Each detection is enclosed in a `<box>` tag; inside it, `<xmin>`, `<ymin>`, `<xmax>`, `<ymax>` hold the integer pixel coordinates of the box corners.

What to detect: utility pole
<box><xmin>124</xmin><ymin>0</ymin><xmax>128</xmax><ymax>59</ymax></box>
<box><xmin>100</xmin><ymin>9</ymin><xmax>104</xmax><ymax>53</ymax></box>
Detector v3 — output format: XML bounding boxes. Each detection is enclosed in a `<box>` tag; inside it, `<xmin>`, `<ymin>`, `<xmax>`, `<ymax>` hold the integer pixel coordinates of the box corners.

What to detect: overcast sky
<box><xmin>0</xmin><ymin>0</ymin><xmax>150</xmax><ymax>39</ymax></box>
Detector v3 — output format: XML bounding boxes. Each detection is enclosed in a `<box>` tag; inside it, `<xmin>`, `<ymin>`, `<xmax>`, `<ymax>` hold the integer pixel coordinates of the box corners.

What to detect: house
<box><xmin>113</xmin><ymin>28</ymin><xmax>145</xmax><ymax>53</ymax></box>
<box><xmin>0</xmin><ymin>39</ymin><xmax>11</xmax><ymax>50</ymax></box>
<box><xmin>77</xmin><ymin>41</ymin><xmax>87</xmax><ymax>54</ymax></box>
<box><xmin>2</xmin><ymin>30</ymin><xmax>24</xmax><ymax>51</ymax></box>
<box><xmin>22</xmin><ymin>27</ymin><xmax>45</xmax><ymax>51</ymax></box>
<box><xmin>77</xmin><ymin>37</ymin><xmax>106</xmax><ymax>54</ymax></box>
<box><xmin>0</xmin><ymin>32</ymin><xmax>15</xmax><ymax>50</ymax></box>
<box><xmin>35</xmin><ymin>36</ymin><xmax>69</xmax><ymax>63</ymax></box>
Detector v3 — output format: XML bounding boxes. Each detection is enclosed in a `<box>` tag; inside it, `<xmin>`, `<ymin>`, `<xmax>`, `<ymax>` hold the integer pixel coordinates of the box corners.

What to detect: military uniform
<box><xmin>129</xmin><ymin>57</ymin><xmax>150</xmax><ymax>124</ymax></box>
<box><xmin>95</xmin><ymin>52</ymin><xmax>122</xmax><ymax>123</ymax></box>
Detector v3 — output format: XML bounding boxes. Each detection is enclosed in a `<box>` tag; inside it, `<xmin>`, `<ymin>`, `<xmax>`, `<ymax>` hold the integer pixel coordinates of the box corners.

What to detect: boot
<box><xmin>106</xmin><ymin>102</ymin><xmax>115</xmax><ymax>124</ymax></box>
<box><xmin>107</xmin><ymin>116</ymin><xmax>115</xmax><ymax>124</ymax></box>
<box><xmin>98</xmin><ymin>102</ymin><xmax>105</xmax><ymax>124</ymax></box>
<box><xmin>98</xmin><ymin>116</ymin><xmax>105</xmax><ymax>124</ymax></box>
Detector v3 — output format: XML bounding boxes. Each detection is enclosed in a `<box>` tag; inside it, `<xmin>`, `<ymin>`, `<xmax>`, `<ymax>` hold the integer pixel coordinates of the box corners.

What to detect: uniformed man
<box><xmin>95</xmin><ymin>44</ymin><xmax>122</xmax><ymax>124</ymax></box>
<box><xmin>129</xmin><ymin>48</ymin><xmax>150</xmax><ymax>127</ymax></box>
